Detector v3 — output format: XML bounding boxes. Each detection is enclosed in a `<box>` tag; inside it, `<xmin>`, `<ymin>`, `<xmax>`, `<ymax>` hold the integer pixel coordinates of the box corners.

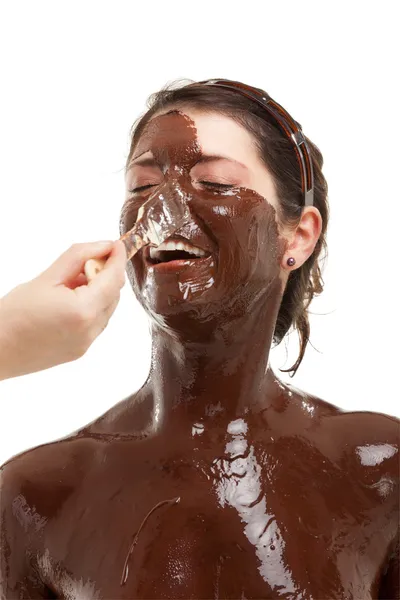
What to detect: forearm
<box><xmin>0</xmin><ymin>295</ymin><xmax>19</xmax><ymax>381</ymax></box>
<box><xmin>0</xmin><ymin>288</ymin><xmax>33</xmax><ymax>381</ymax></box>
<box><xmin>0</xmin><ymin>287</ymin><xmax>62</xmax><ymax>381</ymax></box>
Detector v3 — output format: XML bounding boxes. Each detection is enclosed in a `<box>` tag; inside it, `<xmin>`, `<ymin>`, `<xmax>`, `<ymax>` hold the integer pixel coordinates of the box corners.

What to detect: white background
<box><xmin>0</xmin><ymin>1</ymin><xmax>399</xmax><ymax>465</ymax></box>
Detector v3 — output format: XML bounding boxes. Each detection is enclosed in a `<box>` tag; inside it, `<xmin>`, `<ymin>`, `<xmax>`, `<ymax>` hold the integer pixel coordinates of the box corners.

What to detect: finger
<box><xmin>41</xmin><ymin>241</ymin><xmax>115</xmax><ymax>284</ymax></box>
<box><xmin>65</xmin><ymin>272</ymin><xmax>88</xmax><ymax>290</ymax></box>
<box><xmin>84</xmin><ymin>257</ymin><xmax>107</xmax><ymax>282</ymax></box>
<box><xmin>85</xmin><ymin>241</ymin><xmax>127</xmax><ymax>310</ymax></box>
<box><xmin>100</xmin><ymin>240</ymin><xmax>127</xmax><ymax>278</ymax></box>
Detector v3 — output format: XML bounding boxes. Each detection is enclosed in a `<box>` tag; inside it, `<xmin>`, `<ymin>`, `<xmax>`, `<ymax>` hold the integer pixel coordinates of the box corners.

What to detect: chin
<box><xmin>128</xmin><ymin>248</ymin><xmax>281</xmax><ymax>333</ymax></box>
<box><xmin>129</xmin><ymin>250</ymin><xmax>222</xmax><ymax>319</ymax></box>
<box><xmin>137</xmin><ymin>276</ymin><xmax>220</xmax><ymax>325</ymax></box>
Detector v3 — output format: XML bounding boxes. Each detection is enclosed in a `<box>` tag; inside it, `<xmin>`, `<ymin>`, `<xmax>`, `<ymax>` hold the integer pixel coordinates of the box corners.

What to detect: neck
<box><xmin>147</xmin><ymin>294</ymin><xmax>282</xmax><ymax>427</ymax></box>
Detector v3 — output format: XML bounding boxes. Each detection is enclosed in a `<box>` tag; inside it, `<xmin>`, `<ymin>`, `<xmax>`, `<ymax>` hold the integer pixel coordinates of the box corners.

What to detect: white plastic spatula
<box><xmin>84</xmin><ymin>196</ymin><xmax>191</xmax><ymax>281</ymax></box>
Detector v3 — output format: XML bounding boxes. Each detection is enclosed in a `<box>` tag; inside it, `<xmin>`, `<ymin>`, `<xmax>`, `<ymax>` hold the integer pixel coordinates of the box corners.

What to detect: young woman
<box><xmin>1</xmin><ymin>79</ymin><xmax>398</xmax><ymax>599</ymax></box>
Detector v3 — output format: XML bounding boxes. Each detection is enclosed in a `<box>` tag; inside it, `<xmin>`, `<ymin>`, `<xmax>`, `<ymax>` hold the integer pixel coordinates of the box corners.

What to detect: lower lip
<box><xmin>145</xmin><ymin>254</ymin><xmax>213</xmax><ymax>274</ymax></box>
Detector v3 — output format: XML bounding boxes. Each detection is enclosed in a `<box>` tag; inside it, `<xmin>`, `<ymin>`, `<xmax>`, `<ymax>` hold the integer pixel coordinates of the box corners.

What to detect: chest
<box><xmin>42</xmin><ymin>442</ymin><xmax>388</xmax><ymax>599</ymax></box>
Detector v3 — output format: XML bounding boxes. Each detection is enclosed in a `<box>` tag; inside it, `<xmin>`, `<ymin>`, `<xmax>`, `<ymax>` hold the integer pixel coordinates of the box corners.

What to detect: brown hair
<box><xmin>126</xmin><ymin>80</ymin><xmax>329</xmax><ymax>376</ymax></box>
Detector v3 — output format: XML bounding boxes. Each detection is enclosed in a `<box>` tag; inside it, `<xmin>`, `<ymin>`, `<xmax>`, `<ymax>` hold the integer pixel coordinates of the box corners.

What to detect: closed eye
<box><xmin>129</xmin><ymin>184</ymin><xmax>157</xmax><ymax>194</ymax></box>
<box><xmin>198</xmin><ymin>181</ymin><xmax>234</xmax><ymax>190</ymax></box>
<box><xmin>129</xmin><ymin>181</ymin><xmax>235</xmax><ymax>195</ymax></box>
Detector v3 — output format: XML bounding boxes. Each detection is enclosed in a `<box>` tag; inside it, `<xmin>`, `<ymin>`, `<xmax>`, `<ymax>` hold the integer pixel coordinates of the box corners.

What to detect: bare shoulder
<box><xmin>0</xmin><ymin>387</ymin><xmax>147</xmax><ymax>505</ymax></box>
<box><xmin>326</xmin><ymin>406</ymin><xmax>399</xmax><ymax>485</ymax></box>
<box><xmin>0</xmin><ymin>433</ymin><xmax>104</xmax><ymax>532</ymax></box>
<box><xmin>281</xmin><ymin>379</ymin><xmax>399</xmax><ymax>488</ymax></box>
<box><xmin>325</xmin><ymin>405</ymin><xmax>400</xmax><ymax>448</ymax></box>
<box><xmin>86</xmin><ymin>388</ymin><xmax>151</xmax><ymax>435</ymax></box>
<box><xmin>0</xmin><ymin>387</ymin><xmax>149</xmax><ymax>527</ymax></box>
<box><xmin>0</xmin><ymin>431</ymin><xmax>115</xmax><ymax>597</ymax></box>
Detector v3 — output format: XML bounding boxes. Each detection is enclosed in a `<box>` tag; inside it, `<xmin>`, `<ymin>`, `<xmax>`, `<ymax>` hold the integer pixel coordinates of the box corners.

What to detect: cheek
<box><xmin>251</xmin><ymin>202</ymin><xmax>286</xmax><ymax>266</ymax></box>
<box><xmin>193</xmin><ymin>189</ymin><xmax>284</xmax><ymax>277</ymax></box>
<box><xmin>120</xmin><ymin>193</ymin><xmax>152</xmax><ymax>235</ymax></box>
<box><xmin>120</xmin><ymin>199</ymin><xmax>139</xmax><ymax>235</ymax></box>
<box><xmin>125</xmin><ymin>255</ymin><xmax>143</xmax><ymax>294</ymax></box>
<box><xmin>239</xmin><ymin>205</ymin><xmax>284</xmax><ymax>281</ymax></box>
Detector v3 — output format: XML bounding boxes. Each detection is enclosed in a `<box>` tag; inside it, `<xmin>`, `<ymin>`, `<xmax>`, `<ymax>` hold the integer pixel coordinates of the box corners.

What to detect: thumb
<box><xmin>84</xmin><ymin>240</ymin><xmax>127</xmax><ymax>308</ymax></box>
<box><xmin>40</xmin><ymin>241</ymin><xmax>115</xmax><ymax>285</ymax></box>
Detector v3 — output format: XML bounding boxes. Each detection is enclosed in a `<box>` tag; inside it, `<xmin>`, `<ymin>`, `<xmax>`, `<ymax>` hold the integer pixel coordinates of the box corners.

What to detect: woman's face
<box><xmin>121</xmin><ymin>109</ymin><xmax>288</xmax><ymax>325</ymax></box>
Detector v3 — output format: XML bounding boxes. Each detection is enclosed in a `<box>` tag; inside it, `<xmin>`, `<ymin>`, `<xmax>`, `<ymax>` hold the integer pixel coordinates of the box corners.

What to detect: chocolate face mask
<box><xmin>121</xmin><ymin>111</ymin><xmax>286</xmax><ymax>329</ymax></box>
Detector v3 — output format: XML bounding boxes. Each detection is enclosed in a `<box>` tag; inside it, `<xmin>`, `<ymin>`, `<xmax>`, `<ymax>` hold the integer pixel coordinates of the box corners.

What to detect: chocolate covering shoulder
<box><xmin>1</xmin><ymin>112</ymin><xmax>399</xmax><ymax>600</ymax></box>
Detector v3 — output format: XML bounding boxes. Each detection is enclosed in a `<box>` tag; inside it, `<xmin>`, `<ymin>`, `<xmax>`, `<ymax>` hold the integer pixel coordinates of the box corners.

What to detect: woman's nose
<box><xmin>136</xmin><ymin>178</ymin><xmax>193</xmax><ymax>243</ymax></box>
<box><xmin>148</xmin><ymin>177</ymin><xmax>192</xmax><ymax>209</ymax></box>
<box><xmin>145</xmin><ymin>178</ymin><xmax>192</xmax><ymax>225</ymax></box>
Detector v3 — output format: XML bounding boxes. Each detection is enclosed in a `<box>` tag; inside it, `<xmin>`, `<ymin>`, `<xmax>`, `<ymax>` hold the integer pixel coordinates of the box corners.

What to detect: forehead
<box><xmin>132</xmin><ymin>108</ymin><xmax>260</xmax><ymax>167</ymax></box>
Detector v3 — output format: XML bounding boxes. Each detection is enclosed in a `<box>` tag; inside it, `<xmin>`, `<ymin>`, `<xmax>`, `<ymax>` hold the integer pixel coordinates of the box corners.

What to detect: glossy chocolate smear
<box><xmin>0</xmin><ymin>110</ymin><xmax>398</xmax><ymax>600</ymax></box>
<box><xmin>121</xmin><ymin>110</ymin><xmax>286</xmax><ymax>333</ymax></box>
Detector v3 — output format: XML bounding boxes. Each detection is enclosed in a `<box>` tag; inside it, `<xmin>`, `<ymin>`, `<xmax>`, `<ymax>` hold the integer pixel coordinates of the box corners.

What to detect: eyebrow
<box><xmin>128</xmin><ymin>153</ymin><xmax>248</xmax><ymax>171</ymax></box>
<box><xmin>127</xmin><ymin>151</ymin><xmax>158</xmax><ymax>170</ymax></box>
<box><xmin>193</xmin><ymin>155</ymin><xmax>248</xmax><ymax>170</ymax></box>
<box><xmin>130</xmin><ymin>156</ymin><xmax>159</xmax><ymax>168</ymax></box>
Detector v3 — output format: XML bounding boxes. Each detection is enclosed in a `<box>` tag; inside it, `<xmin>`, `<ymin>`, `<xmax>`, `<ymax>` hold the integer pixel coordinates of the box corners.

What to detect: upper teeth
<box><xmin>149</xmin><ymin>240</ymin><xmax>206</xmax><ymax>260</ymax></box>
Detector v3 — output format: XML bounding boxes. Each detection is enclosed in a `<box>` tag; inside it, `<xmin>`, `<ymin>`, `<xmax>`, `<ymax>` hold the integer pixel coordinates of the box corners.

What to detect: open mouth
<box><xmin>148</xmin><ymin>240</ymin><xmax>210</xmax><ymax>265</ymax></box>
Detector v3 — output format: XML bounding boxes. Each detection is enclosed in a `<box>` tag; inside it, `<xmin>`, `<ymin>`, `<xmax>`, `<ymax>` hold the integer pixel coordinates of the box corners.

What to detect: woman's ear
<box><xmin>281</xmin><ymin>207</ymin><xmax>322</xmax><ymax>270</ymax></box>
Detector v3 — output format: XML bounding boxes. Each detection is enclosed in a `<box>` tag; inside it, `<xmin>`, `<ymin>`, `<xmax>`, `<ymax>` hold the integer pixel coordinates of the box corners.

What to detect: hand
<box><xmin>0</xmin><ymin>240</ymin><xmax>126</xmax><ymax>381</ymax></box>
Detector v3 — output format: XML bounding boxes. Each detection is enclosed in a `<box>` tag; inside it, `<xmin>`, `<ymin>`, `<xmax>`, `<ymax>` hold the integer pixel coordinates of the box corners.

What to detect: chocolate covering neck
<box><xmin>121</xmin><ymin>110</ymin><xmax>287</xmax><ymax>423</ymax></box>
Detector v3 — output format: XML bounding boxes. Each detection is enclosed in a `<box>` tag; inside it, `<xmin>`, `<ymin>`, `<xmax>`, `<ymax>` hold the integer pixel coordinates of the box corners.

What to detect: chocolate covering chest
<box><xmin>0</xmin><ymin>110</ymin><xmax>398</xmax><ymax>600</ymax></box>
